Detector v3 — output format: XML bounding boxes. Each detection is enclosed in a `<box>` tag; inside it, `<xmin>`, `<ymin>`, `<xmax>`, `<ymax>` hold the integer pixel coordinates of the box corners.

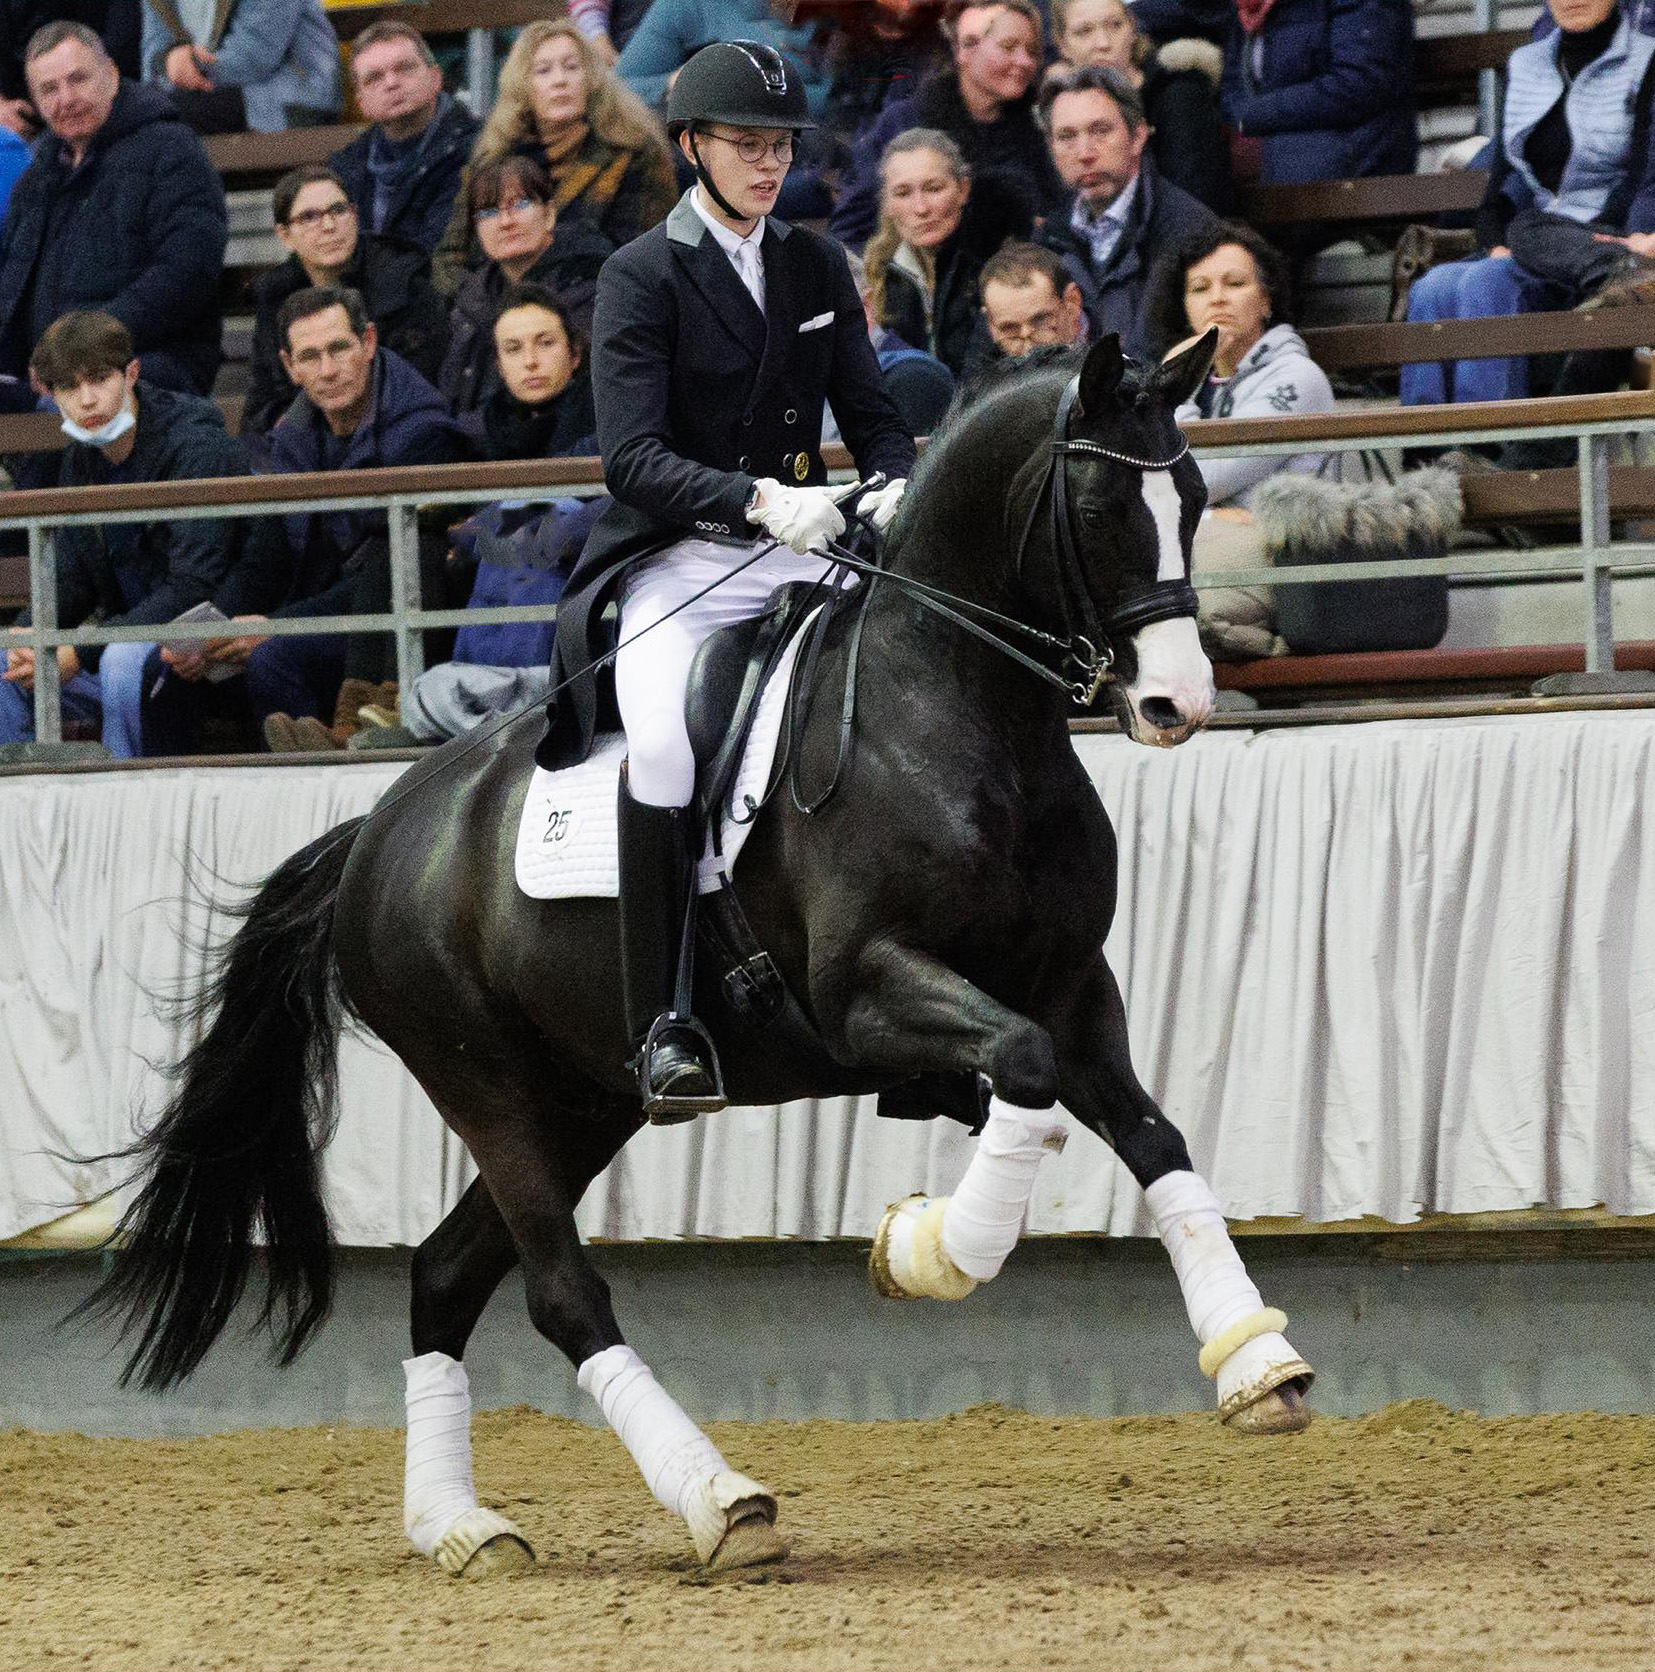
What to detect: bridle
<box><xmin>768</xmin><ymin>372</ymin><xmax>1204</xmax><ymax>815</ymax></box>
<box><xmin>1010</xmin><ymin>373</ymin><xmax>1201</xmax><ymax>704</ymax></box>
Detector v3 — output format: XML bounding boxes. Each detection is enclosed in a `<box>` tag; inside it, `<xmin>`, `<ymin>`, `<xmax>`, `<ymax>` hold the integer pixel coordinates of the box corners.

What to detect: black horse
<box><xmin>85</xmin><ymin>332</ymin><xmax>1312</xmax><ymax>1579</ymax></box>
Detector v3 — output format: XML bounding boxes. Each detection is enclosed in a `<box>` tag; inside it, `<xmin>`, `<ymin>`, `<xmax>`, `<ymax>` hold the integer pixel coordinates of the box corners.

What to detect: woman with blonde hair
<box><xmin>863</xmin><ymin>126</ymin><xmax>1030</xmax><ymax>378</ymax></box>
<box><xmin>434</xmin><ymin>17</ymin><xmax>676</xmax><ymax>291</ymax></box>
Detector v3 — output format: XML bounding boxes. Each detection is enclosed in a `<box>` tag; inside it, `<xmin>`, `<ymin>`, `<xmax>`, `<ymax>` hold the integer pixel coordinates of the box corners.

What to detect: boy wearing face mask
<box><xmin>1</xmin><ymin>308</ymin><xmax>250</xmax><ymax>755</ymax></box>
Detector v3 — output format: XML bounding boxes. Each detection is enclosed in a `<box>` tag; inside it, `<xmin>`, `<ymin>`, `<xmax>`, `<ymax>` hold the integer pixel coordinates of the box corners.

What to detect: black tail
<box><xmin>79</xmin><ymin>817</ymin><xmax>366</xmax><ymax>1390</ymax></box>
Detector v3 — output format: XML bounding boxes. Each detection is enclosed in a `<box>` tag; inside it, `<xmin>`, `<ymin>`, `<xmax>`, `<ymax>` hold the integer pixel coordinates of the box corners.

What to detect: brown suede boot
<box><xmin>262</xmin><ymin>713</ymin><xmax>340</xmax><ymax>753</ymax></box>
<box><xmin>327</xmin><ymin>677</ymin><xmax>382</xmax><ymax>746</ymax></box>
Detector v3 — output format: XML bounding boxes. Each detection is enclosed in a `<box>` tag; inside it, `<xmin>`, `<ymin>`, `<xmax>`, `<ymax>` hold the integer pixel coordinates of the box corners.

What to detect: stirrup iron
<box><xmin>635</xmin><ymin>1011</ymin><xmax>727</xmax><ymax>1123</ymax></box>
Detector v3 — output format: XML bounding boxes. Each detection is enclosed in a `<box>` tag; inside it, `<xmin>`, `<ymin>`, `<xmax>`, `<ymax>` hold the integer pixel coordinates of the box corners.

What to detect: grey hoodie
<box><xmin>1175</xmin><ymin>323</ymin><xmax>1335</xmax><ymax>510</ymax></box>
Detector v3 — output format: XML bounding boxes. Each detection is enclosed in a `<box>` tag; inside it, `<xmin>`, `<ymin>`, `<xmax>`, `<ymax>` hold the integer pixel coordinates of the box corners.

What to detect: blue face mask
<box><xmin>61</xmin><ymin>404</ymin><xmax>136</xmax><ymax>448</ymax></box>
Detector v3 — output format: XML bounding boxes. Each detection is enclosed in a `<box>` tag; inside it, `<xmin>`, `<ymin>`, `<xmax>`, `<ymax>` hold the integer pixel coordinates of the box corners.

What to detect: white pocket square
<box><xmin>798</xmin><ymin>311</ymin><xmax>834</xmax><ymax>333</ymax></box>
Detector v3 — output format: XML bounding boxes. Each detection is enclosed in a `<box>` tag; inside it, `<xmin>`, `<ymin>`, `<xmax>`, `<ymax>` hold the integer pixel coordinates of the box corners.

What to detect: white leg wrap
<box><xmin>578</xmin><ymin>1344</ymin><xmax>727</xmax><ymax>1523</ymax></box>
<box><xmin>579</xmin><ymin>1344</ymin><xmax>781</xmax><ymax>1565</ymax></box>
<box><xmin>1144</xmin><ymin>1170</ymin><xmax>1267</xmax><ymax>1349</ymax></box>
<box><xmin>939</xmin><ymin>1098</ymin><xmax>1069</xmax><ymax>1283</ymax></box>
<box><xmin>403</xmin><ymin>1352</ymin><xmax>481</xmax><ymax>1557</ymax></box>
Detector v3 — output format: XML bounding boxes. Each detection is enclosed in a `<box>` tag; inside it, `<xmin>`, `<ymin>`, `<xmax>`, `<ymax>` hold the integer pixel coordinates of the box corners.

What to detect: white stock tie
<box><xmin>733</xmin><ymin>237</ymin><xmax>764</xmax><ymax>312</ymax></box>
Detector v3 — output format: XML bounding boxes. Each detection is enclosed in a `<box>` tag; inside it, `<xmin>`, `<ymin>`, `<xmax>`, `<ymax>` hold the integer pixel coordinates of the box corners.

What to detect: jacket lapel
<box><xmin>666</xmin><ymin>192</ymin><xmax>765</xmax><ymax>361</ymax></box>
<box><xmin>750</xmin><ymin>220</ymin><xmax>799</xmax><ymax>405</ymax></box>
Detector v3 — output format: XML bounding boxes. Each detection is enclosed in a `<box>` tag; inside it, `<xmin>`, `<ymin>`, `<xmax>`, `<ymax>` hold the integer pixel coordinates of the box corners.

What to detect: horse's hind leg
<box><xmin>402</xmin><ymin>1177</ymin><xmax>538</xmax><ymax>1577</ymax></box>
<box><xmin>411</xmin><ymin>1073</ymin><xmax>788</xmax><ymax>1574</ymax></box>
<box><xmin>1053</xmin><ymin>959</ymin><xmax>1314</xmax><ymax>1435</ymax></box>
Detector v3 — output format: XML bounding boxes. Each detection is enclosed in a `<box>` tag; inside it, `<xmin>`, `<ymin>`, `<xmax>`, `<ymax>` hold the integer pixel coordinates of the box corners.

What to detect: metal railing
<box><xmin>2</xmin><ymin>394</ymin><xmax>1652</xmax><ymax>746</ymax></box>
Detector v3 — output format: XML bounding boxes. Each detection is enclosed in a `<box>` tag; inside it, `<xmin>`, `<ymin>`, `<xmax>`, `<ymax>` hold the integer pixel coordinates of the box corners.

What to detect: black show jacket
<box><xmin>536</xmin><ymin>191</ymin><xmax>917</xmax><ymax>769</ymax></box>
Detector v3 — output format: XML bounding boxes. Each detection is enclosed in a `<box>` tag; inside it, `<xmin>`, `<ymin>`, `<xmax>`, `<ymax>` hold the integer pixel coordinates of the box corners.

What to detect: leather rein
<box><xmin>766</xmin><ymin>374</ymin><xmax>1202</xmax><ymax>816</ymax></box>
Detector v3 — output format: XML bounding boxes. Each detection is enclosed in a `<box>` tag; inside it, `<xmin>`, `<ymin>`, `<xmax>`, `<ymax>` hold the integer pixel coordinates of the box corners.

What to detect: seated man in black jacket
<box><xmin>329</xmin><ymin>20</ymin><xmax>478</xmax><ymax>256</ymax></box>
<box><xmin>235</xmin><ymin>285</ymin><xmax>470</xmax><ymax>751</ymax></box>
<box><xmin>243</xmin><ymin>164</ymin><xmax>447</xmax><ymax>448</ymax></box>
<box><xmin>1032</xmin><ymin>61</ymin><xmax>1216</xmax><ymax>355</ymax></box>
<box><xmin>1</xmin><ymin>309</ymin><xmax>248</xmax><ymax>755</ymax></box>
<box><xmin>0</xmin><ymin>21</ymin><xmax>226</xmax><ymax>393</ymax></box>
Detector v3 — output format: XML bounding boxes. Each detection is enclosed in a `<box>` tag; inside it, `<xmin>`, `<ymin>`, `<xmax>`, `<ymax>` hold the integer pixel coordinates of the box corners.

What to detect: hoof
<box><xmin>1216</xmin><ymin>1331</ymin><xmax>1316</xmax><ymax>1435</ymax></box>
<box><xmin>432</xmin><ymin>1507</ymin><xmax>536</xmax><ymax>1578</ymax></box>
<box><xmin>1227</xmin><ymin>1380</ymin><xmax>1315</xmax><ymax>1435</ymax></box>
<box><xmin>869</xmin><ymin>1194</ymin><xmax>977</xmax><ymax>1302</ymax></box>
<box><xmin>685</xmin><ymin>1470</ymin><xmax>790</xmax><ymax>1570</ymax></box>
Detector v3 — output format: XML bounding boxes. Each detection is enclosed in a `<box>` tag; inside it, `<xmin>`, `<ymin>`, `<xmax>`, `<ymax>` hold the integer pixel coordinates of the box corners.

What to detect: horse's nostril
<box><xmin>1139</xmin><ymin>696</ymin><xmax>1183</xmax><ymax>731</ymax></box>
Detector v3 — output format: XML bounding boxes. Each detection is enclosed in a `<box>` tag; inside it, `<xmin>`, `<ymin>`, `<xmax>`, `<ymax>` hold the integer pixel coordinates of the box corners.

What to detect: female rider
<box><xmin>536</xmin><ymin>40</ymin><xmax>917</xmax><ymax>1120</ymax></box>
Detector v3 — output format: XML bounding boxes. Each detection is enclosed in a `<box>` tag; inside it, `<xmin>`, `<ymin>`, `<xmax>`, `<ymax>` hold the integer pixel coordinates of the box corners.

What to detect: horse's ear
<box><xmin>1156</xmin><ymin>327</ymin><xmax>1218</xmax><ymax>407</ymax></box>
<box><xmin>1076</xmin><ymin>333</ymin><xmax>1125</xmax><ymax>415</ymax></box>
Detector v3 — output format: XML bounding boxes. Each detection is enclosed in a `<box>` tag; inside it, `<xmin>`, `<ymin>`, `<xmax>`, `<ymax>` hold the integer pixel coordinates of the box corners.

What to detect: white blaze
<box><xmin>1124</xmin><ymin>472</ymin><xmax>1214</xmax><ymax>740</ymax></box>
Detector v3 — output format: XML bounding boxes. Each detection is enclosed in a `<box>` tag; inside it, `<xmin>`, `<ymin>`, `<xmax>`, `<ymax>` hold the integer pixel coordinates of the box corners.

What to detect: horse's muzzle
<box><xmin>1120</xmin><ymin>617</ymin><xmax>1215</xmax><ymax>747</ymax></box>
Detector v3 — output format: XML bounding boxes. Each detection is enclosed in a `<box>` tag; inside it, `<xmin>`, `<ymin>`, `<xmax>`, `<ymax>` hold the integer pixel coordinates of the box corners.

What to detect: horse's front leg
<box><xmin>1052</xmin><ymin>957</ymin><xmax>1314</xmax><ymax>1435</ymax></box>
<box><xmin>832</xmin><ymin>942</ymin><xmax>1073</xmax><ymax>1303</ymax></box>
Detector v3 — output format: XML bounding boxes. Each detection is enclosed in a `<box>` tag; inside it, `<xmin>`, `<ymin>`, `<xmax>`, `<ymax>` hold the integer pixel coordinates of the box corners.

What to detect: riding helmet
<box><xmin>665</xmin><ymin>40</ymin><xmax>817</xmax><ymax>135</ymax></box>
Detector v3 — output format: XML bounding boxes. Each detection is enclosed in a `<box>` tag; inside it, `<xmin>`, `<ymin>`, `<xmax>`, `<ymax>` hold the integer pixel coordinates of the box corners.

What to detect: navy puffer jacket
<box><xmin>0</xmin><ymin>81</ymin><xmax>228</xmax><ymax>392</ymax></box>
<box><xmin>1221</xmin><ymin>0</ymin><xmax>1417</xmax><ymax>185</ymax></box>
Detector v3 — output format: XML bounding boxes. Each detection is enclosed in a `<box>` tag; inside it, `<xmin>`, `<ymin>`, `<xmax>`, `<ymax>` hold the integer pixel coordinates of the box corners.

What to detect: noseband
<box><xmin>1018</xmin><ymin>374</ymin><xmax>1201</xmax><ymax>704</ymax></box>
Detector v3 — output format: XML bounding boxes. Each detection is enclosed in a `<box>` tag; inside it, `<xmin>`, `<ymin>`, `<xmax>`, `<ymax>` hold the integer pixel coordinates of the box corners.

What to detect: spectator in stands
<box><xmin>1048</xmin><ymin>0</ymin><xmax>1231</xmax><ymax>211</ymax></box>
<box><xmin>564</xmin><ymin>0</ymin><xmax>655</xmax><ymax>66</ymax></box>
<box><xmin>617</xmin><ymin>0</ymin><xmax>832</xmax><ymax>119</ymax></box>
<box><xmin>1033</xmin><ymin>62</ymin><xmax>1217</xmax><ymax>355</ymax></box>
<box><xmin>831</xmin><ymin>0</ymin><xmax>1063</xmax><ymax>250</ymax></box>
<box><xmin>822</xmin><ymin>0</ymin><xmax>948</xmax><ymax>145</ymax></box>
<box><xmin>245</xmin><ymin>165</ymin><xmax>447</xmax><ymax>446</ymax></box>
<box><xmin>1401</xmin><ymin>0</ymin><xmax>1655</xmax><ymax>420</ymax></box>
<box><xmin>1</xmin><ymin>1</ymin><xmax>106</xmax><ymax>133</ymax></box>
<box><xmin>382</xmin><ymin>284</ymin><xmax>607</xmax><ymax>748</ymax></box>
<box><xmin>1145</xmin><ymin>221</ymin><xmax>1334</xmax><ymax>656</ymax></box>
<box><xmin>473</xmin><ymin>282</ymin><xmax>596</xmax><ymax>461</ymax></box>
<box><xmin>139</xmin><ymin>0</ymin><xmax>340</xmax><ymax>134</ymax></box>
<box><xmin>226</xmin><ymin>286</ymin><xmax>471</xmax><ymax>751</ymax></box>
<box><xmin>1</xmin><ymin>310</ymin><xmax>247</xmax><ymax>755</ymax></box>
<box><xmin>330</xmin><ymin>21</ymin><xmax>479</xmax><ymax>257</ymax></box>
<box><xmin>438</xmin><ymin>154</ymin><xmax>612</xmax><ymax>419</ymax></box>
<box><xmin>0</xmin><ymin>21</ymin><xmax>227</xmax><ymax>394</ymax></box>
<box><xmin>434</xmin><ymin>18</ymin><xmax>675</xmax><ymax>293</ymax></box>
<box><xmin>863</xmin><ymin>127</ymin><xmax>1031</xmax><ymax>380</ymax></box>
<box><xmin>978</xmin><ymin>240</ymin><xmax>1088</xmax><ymax>361</ymax></box>
<box><xmin>1222</xmin><ymin>0</ymin><xmax>1417</xmax><ymax>186</ymax></box>
<box><xmin>823</xmin><ymin>248</ymin><xmax>957</xmax><ymax>443</ymax></box>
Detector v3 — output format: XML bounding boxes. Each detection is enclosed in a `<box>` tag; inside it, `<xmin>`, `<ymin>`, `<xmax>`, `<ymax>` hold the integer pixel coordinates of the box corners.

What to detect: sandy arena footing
<box><xmin>0</xmin><ymin>1400</ymin><xmax>1650</xmax><ymax>1670</ymax></box>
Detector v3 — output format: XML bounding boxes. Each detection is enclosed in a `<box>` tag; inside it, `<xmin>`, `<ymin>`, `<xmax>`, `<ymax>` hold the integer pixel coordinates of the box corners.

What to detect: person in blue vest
<box><xmin>534</xmin><ymin>41</ymin><xmax>917</xmax><ymax>1120</ymax></box>
<box><xmin>1401</xmin><ymin>0</ymin><xmax>1655</xmax><ymax>411</ymax></box>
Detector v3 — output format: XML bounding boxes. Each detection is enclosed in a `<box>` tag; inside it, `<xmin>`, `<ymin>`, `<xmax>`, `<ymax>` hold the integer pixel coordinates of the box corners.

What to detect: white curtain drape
<box><xmin>4</xmin><ymin>711</ymin><xmax>1652</xmax><ymax>1246</ymax></box>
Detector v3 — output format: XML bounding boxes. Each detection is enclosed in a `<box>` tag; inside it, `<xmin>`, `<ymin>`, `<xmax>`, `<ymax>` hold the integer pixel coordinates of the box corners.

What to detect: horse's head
<box><xmin>1044</xmin><ymin>330</ymin><xmax>1217</xmax><ymax>748</ymax></box>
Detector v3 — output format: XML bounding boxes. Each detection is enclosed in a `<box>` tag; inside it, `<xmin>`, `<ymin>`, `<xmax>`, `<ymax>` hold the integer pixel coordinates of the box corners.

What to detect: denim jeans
<box><xmin>1399</xmin><ymin>256</ymin><xmax>1566</xmax><ymax>406</ymax></box>
<box><xmin>0</xmin><ymin>639</ymin><xmax>154</xmax><ymax>756</ymax></box>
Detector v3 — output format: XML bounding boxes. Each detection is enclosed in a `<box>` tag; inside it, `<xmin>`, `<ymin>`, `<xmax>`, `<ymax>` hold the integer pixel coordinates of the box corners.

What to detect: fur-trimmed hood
<box><xmin>1253</xmin><ymin>464</ymin><xmax>1463</xmax><ymax>558</ymax></box>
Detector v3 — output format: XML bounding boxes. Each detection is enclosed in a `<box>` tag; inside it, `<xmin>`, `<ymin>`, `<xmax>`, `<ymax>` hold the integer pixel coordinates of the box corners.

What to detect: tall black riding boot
<box><xmin>616</xmin><ymin>772</ymin><xmax>725</xmax><ymax>1122</ymax></box>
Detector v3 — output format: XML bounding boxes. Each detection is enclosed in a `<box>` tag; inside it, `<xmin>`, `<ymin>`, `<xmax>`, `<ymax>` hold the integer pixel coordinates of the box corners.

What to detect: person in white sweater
<box><xmin>1145</xmin><ymin>220</ymin><xmax>1335</xmax><ymax>654</ymax></box>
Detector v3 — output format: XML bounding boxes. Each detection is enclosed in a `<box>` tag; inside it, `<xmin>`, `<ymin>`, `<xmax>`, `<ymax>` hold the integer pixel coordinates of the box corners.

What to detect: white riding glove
<box><xmin>862</xmin><ymin>477</ymin><xmax>907</xmax><ymax>533</ymax></box>
<box><xmin>746</xmin><ymin>479</ymin><xmax>846</xmax><ymax>555</ymax></box>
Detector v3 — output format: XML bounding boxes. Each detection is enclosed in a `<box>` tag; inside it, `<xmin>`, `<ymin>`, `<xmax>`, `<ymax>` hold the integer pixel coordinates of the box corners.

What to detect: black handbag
<box><xmin>1254</xmin><ymin>456</ymin><xmax>1457</xmax><ymax>655</ymax></box>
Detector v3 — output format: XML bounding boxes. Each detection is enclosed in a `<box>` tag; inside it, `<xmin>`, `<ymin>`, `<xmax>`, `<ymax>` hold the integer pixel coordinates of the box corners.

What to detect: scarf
<box><xmin>1235</xmin><ymin>0</ymin><xmax>1279</xmax><ymax>35</ymax></box>
<box><xmin>539</xmin><ymin>120</ymin><xmax>591</xmax><ymax>167</ymax></box>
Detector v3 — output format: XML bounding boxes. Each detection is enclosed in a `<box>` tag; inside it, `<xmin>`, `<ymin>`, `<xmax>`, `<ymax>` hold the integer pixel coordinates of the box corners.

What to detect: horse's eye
<box><xmin>1078</xmin><ymin>502</ymin><xmax>1107</xmax><ymax>526</ymax></box>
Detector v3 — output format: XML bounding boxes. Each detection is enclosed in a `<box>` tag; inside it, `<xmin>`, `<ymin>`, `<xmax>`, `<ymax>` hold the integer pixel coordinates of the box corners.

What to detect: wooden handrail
<box><xmin>1301</xmin><ymin>306</ymin><xmax>1655</xmax><ymax>371</ymax></box>
<box><xmin>4</xmin><ymin>391</ymin><xmax>1653</xmax><ymax>520</ymax></box>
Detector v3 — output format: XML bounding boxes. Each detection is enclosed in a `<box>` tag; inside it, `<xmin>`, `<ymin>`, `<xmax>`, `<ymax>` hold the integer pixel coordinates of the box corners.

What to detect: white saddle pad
<box><xmin>514</xmin><ymin>606</ymin><xmax>820</xmax><ymax>900</ymax></box>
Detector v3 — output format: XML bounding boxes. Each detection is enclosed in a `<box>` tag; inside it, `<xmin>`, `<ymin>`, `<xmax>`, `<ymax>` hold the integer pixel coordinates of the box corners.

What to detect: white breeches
<box><xmin>615</xmin><ymin>536</ymin><xmax>841</xmax><ymax>808</ymax></box>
